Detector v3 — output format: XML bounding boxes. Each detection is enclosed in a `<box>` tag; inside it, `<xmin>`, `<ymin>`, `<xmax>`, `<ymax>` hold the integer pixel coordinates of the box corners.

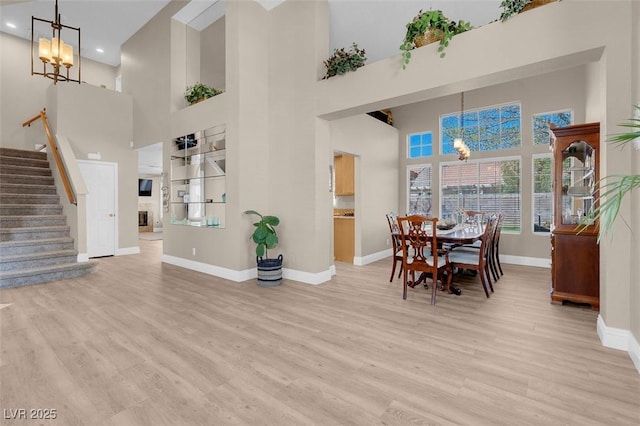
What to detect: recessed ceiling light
<box><xmin>96</xmin><ymin>48</ymin><xmax>104</xmax><ymax>53</ymax></box>
<box><xmin>6</xmin><ymin>22</ymin><xmax>16</xmax><ymax>29</ymax></box>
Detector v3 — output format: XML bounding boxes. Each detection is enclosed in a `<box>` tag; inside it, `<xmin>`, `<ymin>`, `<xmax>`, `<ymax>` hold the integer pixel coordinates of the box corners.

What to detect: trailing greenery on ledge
<box><xmin>400</xmin><ymin>9</ymin><xmax>472</xmax><ymax>69</ymax></box>
<box><xmin>323</xmin><ymin>43</ymin><xmax>367</xmax><ymax>79</ymax></box>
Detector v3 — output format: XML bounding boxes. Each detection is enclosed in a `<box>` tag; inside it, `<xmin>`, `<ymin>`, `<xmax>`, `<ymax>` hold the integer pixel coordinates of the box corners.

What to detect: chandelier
<box><xmin>453</xmin><ymin>92</ymin><xmax>471</xmax><ymax>161</ymax></box>
<box><xmin>31</xmin><ymin>0</ymin><xmax>81</xmax><ymax>84</ymax></box>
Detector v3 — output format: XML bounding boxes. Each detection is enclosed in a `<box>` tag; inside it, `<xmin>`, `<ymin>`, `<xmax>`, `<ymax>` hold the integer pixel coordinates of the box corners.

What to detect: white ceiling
<box><xmin>1</xmin><ymin>0</ymin><xmax>503</xmax><ymax>67</ymax></box>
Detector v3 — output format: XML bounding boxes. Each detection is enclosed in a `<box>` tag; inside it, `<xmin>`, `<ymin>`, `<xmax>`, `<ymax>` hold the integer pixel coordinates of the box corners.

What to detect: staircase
<box><xmin>0</xmin><ymin>147</ymin><xmax>95</xmax><ymax>288</ymax></box>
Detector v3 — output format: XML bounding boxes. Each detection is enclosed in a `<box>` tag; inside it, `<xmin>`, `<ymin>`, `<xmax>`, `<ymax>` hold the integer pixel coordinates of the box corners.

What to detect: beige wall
<box><xmin>52</xmin><ymin>83</ymin><xmax>136</xmax><ymax>252</ymax></box>
<box><xmin>121</xmin><ymin>0</ymin><xmax>184</xmax><ymax>148</ymax></box>
<box><xmin>0</xmin><ymin>32</ymin><xmax>118</xmax><ymax>151</ymax></box>
<box><xmin>330</xmin><ymin>114</ymin><xmax>399</xmax><ymax>261</ymax></box>
<box><xmin>200</xmin><ymin>17</ymin><xmax>226</xmax><ymax>91</ymax></box>
<box><xmin>392</xmin><ymin>66</ymin><xmax>588</xmax><ymax>262</ymax></box>
<box><xmin>630</xmin><ymin>1</ymin><xmax>640</xmax><ymax>353</ymax></box>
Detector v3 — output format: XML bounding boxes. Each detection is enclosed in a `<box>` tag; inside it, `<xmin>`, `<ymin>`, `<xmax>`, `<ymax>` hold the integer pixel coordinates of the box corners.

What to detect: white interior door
<box><xmin>78</xmin><ymin>161</ymin><xmax>117</xmax><ymax>257</ymax></box>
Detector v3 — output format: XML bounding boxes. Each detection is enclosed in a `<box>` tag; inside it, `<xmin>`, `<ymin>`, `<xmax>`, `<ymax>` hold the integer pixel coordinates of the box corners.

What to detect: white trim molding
<box><xmin>116</xmin><ymin>247</ymin><xmax>141</xmax><ymax>256</ymax></box>
<box><xmin>354</xmin><ymin>248</ymin><xmax>392</xmax><ymax>266</ymax></box>
<box><xmin>597</xmin><ymin>315</ymin><xmax>640</xmax><ymax>374</ymax></box>
<box><xmin>500</xmin><ymin>254</ymin><xmax>551</xmax><ymax>268</ymax></box>
<box><xmin>162</xmin><ymin>255</ymin><xmax>333</xmax><ymax>285</ymax></box>
<box><xmin>77</xmin><ymin>253</ymin><xmax>89</xmax><ymax>262</ymax></box>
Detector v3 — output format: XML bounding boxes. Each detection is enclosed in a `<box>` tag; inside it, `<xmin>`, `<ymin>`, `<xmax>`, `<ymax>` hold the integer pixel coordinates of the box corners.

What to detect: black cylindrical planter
<box><xmin>256</xmin><ymin>254</ymin><xmax>283</xmax><ymax>287</ymax></box>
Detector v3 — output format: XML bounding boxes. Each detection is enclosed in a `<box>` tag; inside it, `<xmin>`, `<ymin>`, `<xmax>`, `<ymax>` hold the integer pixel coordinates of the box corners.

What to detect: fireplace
<box><xmin>138</xmin><ymin>211</ymin><xmax>148</xmax><ymax>227</ymax></box>
<box><xmin>138</xmin><ymin>211</ymin><xmax>153</xmax><ymax>232</ymax></box>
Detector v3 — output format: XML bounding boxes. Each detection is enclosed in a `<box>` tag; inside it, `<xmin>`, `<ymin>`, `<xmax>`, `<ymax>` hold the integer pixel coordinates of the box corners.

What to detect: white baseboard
<box><xmin>330</xmin><ymin>265</ymin><xmax>336</xmax><ymax>276</ymax></box>
<box><xmin>162</xmin><ymin>254</ymin><xmax>251</xmax><ymax>282</ymax></box>
<box><xmin>161</xmin><ymin>255</ymin><xmax>333</xmax><ymax>285</ymax></box>
<box><xmin>77</xmin><ymin>253</ymin><xmax>89</xmax><ymax>262</ymax></box>
<box><xmin>354</xmin><ymin>248</ymin><xmax>392</xmax><ymax>266</ymax></box>
<box><xmin>116</xmin><ymin>246</ymin><xmax>141</xmax><ymax>256</ymax></box>
<box><xmin>153</xmin><ymin>227</ymin><xmax>163</xmax><ymax>233</ymax></box>
<box><xmin>501</xmin><ymin>254</ymin><xmax>550</xmax><ymax>268</ymax></box>
<box><xmin>597</xmin><ymin>314</ymin><xmax>640</xmax><ymax>375</ymax></box>
<box><xmin>283</xmin><ymin>267</ymin><xmax>332</xmax><ymax>285</ymax></box>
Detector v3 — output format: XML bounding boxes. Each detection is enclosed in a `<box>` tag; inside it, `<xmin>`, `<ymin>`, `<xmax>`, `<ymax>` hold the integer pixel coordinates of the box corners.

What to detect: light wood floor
<box><xmin>1</xmin><ymin>240</ymin><xmax>639</xmax><ymax>426</ymax></box>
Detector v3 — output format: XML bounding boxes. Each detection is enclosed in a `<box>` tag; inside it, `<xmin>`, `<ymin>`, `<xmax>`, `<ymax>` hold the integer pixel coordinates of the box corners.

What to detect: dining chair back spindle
<box><xmin>396</xmin><ymin>215</ymin><xmax>452</xmax><ymax>305</ymax></box>
<box><xmin>385</xmin><ymin>212</ymin><xmax>403</xmax><ymax>282</ymax></box>
<box><xmin>493</xmin><ymin>212</ymin><xmax>505</xmax><ymax>277</ymax></box>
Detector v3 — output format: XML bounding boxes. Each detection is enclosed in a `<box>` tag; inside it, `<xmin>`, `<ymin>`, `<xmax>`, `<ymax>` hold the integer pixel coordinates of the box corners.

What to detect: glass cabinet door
<box><xmin>560</xmin><ymin>140</ymin><xmax>595</xmax><ymax>225</ymax></box>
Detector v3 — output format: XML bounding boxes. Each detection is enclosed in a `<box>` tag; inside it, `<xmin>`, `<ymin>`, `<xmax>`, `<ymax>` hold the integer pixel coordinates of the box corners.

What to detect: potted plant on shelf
<box><xmin>499</xmin><ymin>0</ymin><xmax>557</xmax><ymax>22</ymax></box>
<box><xmin>400</xmin><ymin>9</ymin><xmax>472</xmax><ymax>69</ymax></box>
<box><xmin>582</xmin><ymin>105</ymin><xmax>640</xmax><ymax>240</ymax></box>
<box><xmin>185</xmin><ymin>82</ymin><xmax>222</xmax><ymax>105</ymax></box>
<box><xmin>244</xmin><ymin>210</ymin><xmax>283</xmax><ymax>287</ymax></box>
<box><xmin>323</xmin><ymin>43</ymin><xmax>367</xmax><ymax>79</ymax></box>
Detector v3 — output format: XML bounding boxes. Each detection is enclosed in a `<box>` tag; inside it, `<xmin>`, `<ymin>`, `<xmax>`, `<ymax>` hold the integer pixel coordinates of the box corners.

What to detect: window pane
<box><xmin>407</xmin><ymin>132</ymin><xmax>432</xmax><ymax>159</ymax></box>
<box><xmin>441</xmin><ymin>159</ymin><xmax>521</xmax><ymax>232</ymax></box>
<box><xmin>408</xmin><ymin>165</ymin><xmax>432</xmax><ymax>215</ymax></box>
<box><xmin>441</xmin><ymin>102</ymin><xmax>521</xmax><ymax>154</ymax></box>
<box><xmin>441</xmin><ymin>115</ymin><xmax>459</xmax><ymax>155</ymax></box>
<box><xmin>532</xmin><ymin>110</ymin><xmax>573</xmax><ymax>145</ymax></box>
<box><xmin>500</xmin><ymin>104</ymin><xmax>521</xmax><ymax>148</ymax></box>
<box><xmin>533</xmin><ymin>156</ymin><xmax>552</xmax><ymax>233</ymax></box>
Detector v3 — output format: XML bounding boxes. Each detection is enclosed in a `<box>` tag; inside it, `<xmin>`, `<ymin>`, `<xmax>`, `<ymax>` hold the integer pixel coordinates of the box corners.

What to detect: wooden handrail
<box><xmin>22</xmin><ymin>108</ymin><xmax>76</xmax><ymax>205</ymax></box>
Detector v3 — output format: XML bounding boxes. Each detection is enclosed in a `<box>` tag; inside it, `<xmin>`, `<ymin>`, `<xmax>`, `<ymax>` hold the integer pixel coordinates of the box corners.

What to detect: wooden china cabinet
<box><xmin>550</xmin><ymin>122</ymin><xmax>600</xmax><ymax>310</ymax></box>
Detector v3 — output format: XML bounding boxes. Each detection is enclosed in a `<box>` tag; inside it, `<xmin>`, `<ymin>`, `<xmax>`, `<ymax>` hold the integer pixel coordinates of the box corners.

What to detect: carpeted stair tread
<box><xmin>0</xmin><ymin>237</ymin><xmax>74</xmax><ymax>256</ymax></box>
<box><xmin>0</xmin><ymin>164</ymin><xmax>52</xmax><ymax>177</ymax></box>
<box><xmin>0</xmin><ymin>183</ymin><xmax>57</xmax><ymax>194</ymax></box>
<box><xmin>0</xmin><ymin>248</ymin><xmax>77</xmax><ymax>262</ymax></box>
<box><xmin>0</xmin><ymin>261</ymin><xmax>97</xmax><ymax>288</ymax></box>
<box><xmin>0</xmin><ymin>173</ymin><xmax>54</xmax><ymax>185</ymax></box>
<box><xmin>0</xmin><ymin>155</ymin><xmax>50</xmax><ymax>168</ymax></box>
<box><xmin>0</xmin><ymin>147</ymin><xmax>47</xmax><ymax>161</ymax></box>
<box><xmin>0</xmin><ymin>250</ymin><xmax>79</xmax><ymax>271</ymax></box>
<box><xmin>0</xmin><ymin>193</ymin><xmax>60</xmax><ymax>204</ymax></box>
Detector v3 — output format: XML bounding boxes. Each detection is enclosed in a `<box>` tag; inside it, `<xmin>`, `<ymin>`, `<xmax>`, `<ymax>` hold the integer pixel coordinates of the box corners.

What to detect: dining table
<box><xmin>395</xmin><ymin>222</ymin><xmax>486</xmax><ymax>295</ymax></box>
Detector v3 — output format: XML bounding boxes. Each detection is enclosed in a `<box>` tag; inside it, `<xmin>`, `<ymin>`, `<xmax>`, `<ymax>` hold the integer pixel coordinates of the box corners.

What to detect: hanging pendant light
<box><xmin>31</xmin><ymin>0</ymin><xmax>81</xmax><ymax>84</ymax></box>
<box><xmin>454</xmin><ymin>92</ymin><xmax>470</xmax><ymax>161</ymax></box>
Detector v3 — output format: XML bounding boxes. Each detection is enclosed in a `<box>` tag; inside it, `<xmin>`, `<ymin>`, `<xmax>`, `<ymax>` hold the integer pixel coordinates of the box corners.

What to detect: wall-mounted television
<box><xmin>139</xmin><ymin>179</ymin><xmax>152</xmax><ymax>197</ymax></box>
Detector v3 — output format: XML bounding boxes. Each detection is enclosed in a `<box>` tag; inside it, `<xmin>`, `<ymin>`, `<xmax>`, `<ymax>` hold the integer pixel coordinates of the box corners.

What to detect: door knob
<box><xmin>108</xmin><ymin>213</ymin><xmax>115</xmax><ymax>217</ymax></box>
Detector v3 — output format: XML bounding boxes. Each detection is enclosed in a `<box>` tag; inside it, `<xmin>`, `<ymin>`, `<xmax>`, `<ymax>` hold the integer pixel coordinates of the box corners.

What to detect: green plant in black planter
<box><xmin>185</xmin><ymin>82</ymin><xmax>222</xmax><ymax>105</ymax></box>
<box><xmin>244</xmin><ymin>210</ymin><xmax>283</xmax><ymax>287</ymax></box>
<box><xmin>400</xmin><ymin>9</ymin><xmax>472</xmax><ymax>69</ymax></box>
<box><xmin>323</xmin><ymin>43</ymin><xmax>367</xmax><ymax>79</ymax></box>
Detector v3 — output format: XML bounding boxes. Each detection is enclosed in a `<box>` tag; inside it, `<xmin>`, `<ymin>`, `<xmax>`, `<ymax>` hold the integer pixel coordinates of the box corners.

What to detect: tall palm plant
<box><xmin>584</xmin><ymin>105</ymin><xmax>640</xmax><ymax>240</ymax></box>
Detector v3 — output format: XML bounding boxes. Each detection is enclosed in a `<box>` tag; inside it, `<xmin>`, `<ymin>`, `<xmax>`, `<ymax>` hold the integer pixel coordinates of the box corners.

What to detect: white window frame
<box><xmin>532</xmin><ymin>153</ymin><xmax>553</xmax><ymax>235</ymax></box>
<box><xmin>407</xmin><ymin>163</ymin><xmax>433</xmax><ymax>216</ymax></box>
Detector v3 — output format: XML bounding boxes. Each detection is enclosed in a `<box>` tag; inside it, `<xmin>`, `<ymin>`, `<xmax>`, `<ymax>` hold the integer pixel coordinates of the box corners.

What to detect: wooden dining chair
<box><xmin>448</xmin><ymin>214</ymin><xmax>498</xmax><ymax>298</ymax></box>
<box><xmin>385</xmin><ymin>212</ymin><xmax>403</xmax><ymax>282</ymax></box>
<box><xmin>396</xmin><ymin>215</ymin><xmax>452</xmax><ymax>305</ymax></box>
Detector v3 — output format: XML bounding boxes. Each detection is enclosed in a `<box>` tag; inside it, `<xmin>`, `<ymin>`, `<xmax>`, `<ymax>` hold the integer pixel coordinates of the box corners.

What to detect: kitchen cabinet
<box><xmin>334</xmin><ymin>217</ymin><xmax>354</xmax><ymax>263</ymax></box>
<box><xmin>170</xmin><ymin>124</ymin><xmax>226</xmax><ymax>228</ymax></box>
<box><xmin>334</xmin><ymin>154</ymin><xmax>354</xmax><ymax>196</ymax></box>
<box><xmin>550</xmin><ymin>122</ymin><xmax>599</xmax><ymax>309</ymax></box>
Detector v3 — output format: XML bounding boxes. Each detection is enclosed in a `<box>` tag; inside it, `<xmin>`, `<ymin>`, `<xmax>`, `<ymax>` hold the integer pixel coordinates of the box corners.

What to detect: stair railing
<box><xmin>23</xmin><ymin>108</ymin><xmax>76</xmax><ymax>205</ymax></box>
